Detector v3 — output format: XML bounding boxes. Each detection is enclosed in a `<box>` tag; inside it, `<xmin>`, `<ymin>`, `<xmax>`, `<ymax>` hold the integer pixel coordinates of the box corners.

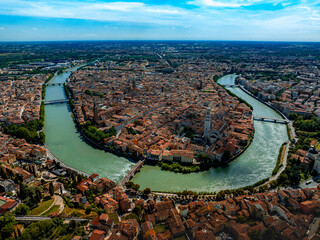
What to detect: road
<box><xmin>288</xmin><ymin>121</ymin><xmax>298</xmax><ymax>141</ymax></box>
<box><xmin>299</xmin><ymin>176</ymin><xmax>320</xmax><ymax>189</ymax></box>
<box><xmin>308</xmin><ymin>217</ymin><xmax>320</xmax><ymax>239</ymax></box>
<box><xmin>15</xmin><ymin>215</ymin><xmax>88</xmax><ymax>222</ymax></box>
<box><xmin>273</xmin><ymin>176</ymin><xmax>320</xmax><ymax>192</ymax></box>
<box><xmin>55</xmin><ymin>195</ymin><xmax>65</xmax><ymax>214</ymax></box>
<box><xmin>37</xmin><ymin>195</ymin><xmax>65</xmax><ymax>216</ymax></box>
<box><xmin>45</xmin><ymin>71</ymin><xmax>58</xmax><ymax>86</ymax></box>
<box><xmin>155</xmin><ymin>52</ymin><xmax>174</xmax><ymax>69</ymax></box>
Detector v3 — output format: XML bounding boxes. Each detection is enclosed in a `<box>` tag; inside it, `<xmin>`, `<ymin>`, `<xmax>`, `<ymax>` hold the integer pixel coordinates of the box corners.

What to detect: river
<box><xmin>44</xmin><ymin>68</ymin><xmax>135</xmax><ymax>183</ymax></box>
<box><xmin>131</xmin><ymin>74</ymin><xmax>288</xmax><ymax>192</ymax></box>
<box><xmin>45</xmin><ymin>71</ymin><xmax>287</xmax><ymax>191</ymax></box>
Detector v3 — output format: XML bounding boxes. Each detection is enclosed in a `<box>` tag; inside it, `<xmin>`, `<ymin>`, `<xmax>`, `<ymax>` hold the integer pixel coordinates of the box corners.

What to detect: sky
<box><xmin>0</xmin><ymin>0</ymin><xmax>320</xmax><ymax>41</ymax></box>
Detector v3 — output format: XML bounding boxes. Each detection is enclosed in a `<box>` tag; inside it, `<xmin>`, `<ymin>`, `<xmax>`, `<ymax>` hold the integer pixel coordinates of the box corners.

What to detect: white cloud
<box><xmin>189</xmin><ymin>0</ymin><xmax>241</xmax><ymax>7</ymax></box>
<box><xmin>187</xmin><ymin>0</ymin><xmax>268</xmax><ymax>8</ymax></box>
<box><xmin>88</xmin><ymin>2</ymin><xmax>144</xmax><ymax>12</ymax></box>
<box><xmin>0</xmin><ymin>0</ymin><xmax>320</xmax><ymax>41</ymax></box>
<box><xmin>0</xmin><ymin>0</ymin><xmax>185</xmax><ymax>26</ymax></box>
<box><xmin>0</xmin><ymin>27</ymin><xmax>4</xmax><ymax>30</ymax></box>
<box><xmin>187</xmin><ymin>0</ymin><xmax>303</xmax><ymax>8</ymax></box>
<box><xmin>145</xmin><ymin>8</ymin><xmax>182</xmax><ymax>14</ymax></box>
<box><xmin>32</xmin><ymin>27</ymin><xmax>38</xmax><ymax>30</ymax></box>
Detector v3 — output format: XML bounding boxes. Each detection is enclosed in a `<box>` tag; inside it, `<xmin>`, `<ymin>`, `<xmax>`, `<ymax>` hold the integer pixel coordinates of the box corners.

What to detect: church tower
<box><xmin>204</xmin><ymin>107</ymin><xmax>211</xmax><ymax>140</ymax></box>
<box><xmin>93</xmin><ymin>100</ymin><xmax>98</xmax><ymax>125</ymax></box>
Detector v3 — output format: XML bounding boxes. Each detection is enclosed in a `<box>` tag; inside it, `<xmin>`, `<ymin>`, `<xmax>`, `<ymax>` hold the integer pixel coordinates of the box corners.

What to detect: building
<box><xmin>300</xmin><ymin>200</ymin><xmax>320</xmax><ymax>214</ymax></box>
<box><xmin>203</xmin><ymin>108</ymin><xmax>211</xmax><ymax>140</ymax></box>
<box><xmin>89</xmin><ymin>229</ymin><xmax>105</xmax><ymax>240</ymax></box>
<box><xmin>0</xmin><ymin>179</ymin><xmax>15</xmax><ymax>193</ymax></box>
<box><xmin>313</xmin><ymin>154</ymin><xmax>320</xmax><ymax>173</ymax></box>
<box><xmin>0</xmin><ymin>196</ymin><xmax>18</xmax><ymax>213</ymax></box>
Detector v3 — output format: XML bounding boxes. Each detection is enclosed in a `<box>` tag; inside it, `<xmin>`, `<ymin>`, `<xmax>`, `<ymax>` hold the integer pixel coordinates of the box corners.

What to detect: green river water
<box><xmin>45</xmin><ymin>72</ymin><xmax>287</xmax><ymax>191</ymax></box>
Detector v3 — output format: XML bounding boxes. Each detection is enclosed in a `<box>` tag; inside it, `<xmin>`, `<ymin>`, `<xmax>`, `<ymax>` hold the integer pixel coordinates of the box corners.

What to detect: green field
<box><xmin>42</xmin><ymin>205</ymin><xmax>60</xmax><ymax>216</ymax></box>
<box><xmin>30</xmin><ymin>198</ymin><xmax>54</xmax><ymax>215</ymax></box>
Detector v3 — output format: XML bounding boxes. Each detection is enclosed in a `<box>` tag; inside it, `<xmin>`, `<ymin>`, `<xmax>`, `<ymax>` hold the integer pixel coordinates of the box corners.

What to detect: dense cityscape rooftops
<box><xmin>0</xmin><ymin>74</ymin><xmax>47</xmax><ymax>124</ymax></box>
<box><xmin>1</xmin><ymin>41</ymin><xmax>320</xmax><ymax>239</ymax></box>
<box><xmin>67</xmin><ymin>58</ymin><xmax>254</xmax><ymax>163</ymax></box>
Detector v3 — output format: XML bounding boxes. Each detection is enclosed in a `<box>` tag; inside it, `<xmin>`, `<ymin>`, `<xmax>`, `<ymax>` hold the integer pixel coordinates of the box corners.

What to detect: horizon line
<box><xmin>1</xmin><ymin>39</ymin><xmax>320</xmax><ymax>43</ymax></box>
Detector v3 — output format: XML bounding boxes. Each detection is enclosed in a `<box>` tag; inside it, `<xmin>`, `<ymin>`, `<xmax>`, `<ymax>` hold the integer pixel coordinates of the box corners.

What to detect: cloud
<box><xmin>0</xmin><ymin>27</ymin><xmax>4</xmax><ymax>30</ymax></box>
<box><xmin>32</xmin><ymin>27</ymin><xmax>38</xmax><ymax>30</ymax></box>
<box><xmin>187</xmin><ymin>0</ymin><xmax>303</xmax><ymax>8</ymax></box>
<box><xmin>0</xmin><ymin>0</ymin><xmax>185</xmax><ymax>26</ymax></box>
<box><xmin>145</xmin><ymin>8</ymin><xmax>181</xmax><ymax>14</ymax></box>
<box><xmin>88</xmin><ymin>2</ymin><xmax>144</xmax><ymax>12</ymax></box>
<box><xmin>0</xmin><ymin>0</ymin><xmax>320</xmax><ymax>41</ymax></box>
<box><xmin>188</xmin><ymin>0</ymin><xmax>242</xmax><ymax>8</ymax></box>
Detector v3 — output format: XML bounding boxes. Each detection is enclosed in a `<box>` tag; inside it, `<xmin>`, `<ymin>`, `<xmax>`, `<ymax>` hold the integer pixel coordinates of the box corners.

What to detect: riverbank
<box><xmin>45</xmin><ymin>63</ymin><xmax>87</xmax><ymax>86</ymax></box>
<box><xmin>45</xmin><ymin>72</ymin><xmax>288</xmax><ymax>191</ymax></box>
<box><xmin>45</xmin><ymin>145</ymin><xmax>90</xmax><ymax>177</ymax></box>
<box><xmin>63</xmin><ymin>83</ymin><xmax>141</xmax><ymax>163</ymax></box>
<box><xmin>238</xmin><ymin>85</ymin><xmax>288</xmax><ymax>120</ymax></box>
<box><xmin>132</xmin><ymin>74</ymin><xmax>288</xmax><ymax>192</ymax></box>
<box><xmin>44</xmin><ymin>65</ymin><xmax>135</xmax><ymax>183</ymax></box>
<box><xmin>237</xmin><ymin>82</ymin><xmax>295</xmax><ymax>141</ymax></box>
<box><xmin>156</xmin><ymin>129</ymin><xmax>255</xmax><ymax>174</ymax></box>
<box><xmin>216</xmin><ymin>76</ymin><xmax>294</xmax><ymax>191</ymax></box>
<box><xmin>63</xmin><ymin>73</ymin><xmax>255</xmax><ymax>174</ymax></box>
<box><xmin>148</xmin><ymin>142</ymin><xmax>290</xmax><ymax>197</ymax></box>
<box><xmin>44</xmin><ymin>71</ymin><xmax>58</xmax><ymax>86</ymax></box>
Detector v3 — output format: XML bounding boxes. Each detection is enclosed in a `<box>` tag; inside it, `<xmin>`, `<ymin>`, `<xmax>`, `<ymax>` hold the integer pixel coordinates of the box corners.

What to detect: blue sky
<box><xmin>0</xmin><ymin>0</ymin><xmax>320</xmax><ymax>41</ymax></box>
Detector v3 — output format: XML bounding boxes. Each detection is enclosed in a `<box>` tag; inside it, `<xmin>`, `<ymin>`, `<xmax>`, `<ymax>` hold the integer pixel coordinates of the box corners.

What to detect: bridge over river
<box><xmin>253</xmin><ymin>116</ymin><xmax>289</xmax><ymax>124</ymax></box>
<box><xmin>222</xmin><ymin>84</ymin><xmax>240</xmax><ymax>87</ymax></box>
<box><xmin>118</xmin><ymin>160</ymin><xmax>144</xmax><ymax>188</ymax></box>
<box><xmin>47</xmin><ymin>83</ymin><xmax>64</xmax><ymax>86</ymax></box>
<box><xmin>44</xmin><ymin>99</ymin><xmax>69</xmax><ymax>105</ymax></box>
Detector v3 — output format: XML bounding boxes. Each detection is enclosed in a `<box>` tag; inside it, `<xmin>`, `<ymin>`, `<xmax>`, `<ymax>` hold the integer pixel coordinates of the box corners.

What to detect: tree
<box><xmin>142</xmin><ymin>188</ymin><xmax>151</xmax><ymax>195</ymax></box>
<box><xmin>35</xmin><ymin>188</ymin><xmax>42</xmax><ymax>203</ymax></box>
<box><xmin>127</xmin><ymin>127</ymin><xmax>137</xmax><ymax>135</ymax></box>
<box><xmin>19</xmin><ymin>183</ymin><xmax>27</xmax><ymax>200</ymax></box>
<box><xmin>14</xmin><ymin>204</ymin><xmax>30</xmax><ymax>215</ymax></box>
<box><xmin>68</xmin><ymin>220</ymin><xmax>77</xmax><ymax>230</ymax></box>
<box><xmin>0</xmin><ymin>214</ymin><xmax>16</xmax><ymax>239</ymax></box>
<box><xmin>85</xmin><ymin>89</ymin><xmax>93</xmax><ymax>96</ymax></box>
<box><xmin>85</xmin><ymin>206</ymin><xmax>92</xmax><ymax>215</ymax></box>
<box><xmin>221</xmin><ymin>150</ymin><xmax>231</xmax><ymax>162</ymax></box>
<box><xmin>197</xmin><ymin>153</ymin><xmax>211</xmax><ymax>165</ymax></box>
<box><xmin>262</xmin><ymin>228</ymin><xmax>276</xmax><ymax>240</ymax></box>
<box><xmin>21</xmin><ymin>219</ymin><xmax>59</xmax><ymax>239</ymax></box>
<box><xmin>39</xmin><ymin>132</ymin><xmax>45</xmax><ymax>144</ymax></box>
<box><xmin>237</xmin><ymin>215</ymin><xmax>246</xmax><ymax>224</ymax></box>
<box><xmin>16</xmin><ymin>127</ymin><xmax>32</xmax><ymax>142</ymax></box>
<box><xmin>132</xmin><ymin>205</ymin><xmax>143</xmax><ymax>223</ymax></box>
<box><xmin>132</xmin><ymin>184</ymin><xmax>140</xmax><ymax>191</ymax></box>
<box><xmin>6</xmin><ymin>191</ymin><xmax>13</xmax><ymax>197</ymax></box>
<box><xmin>134</xmin><ymin>120</ymin><xmax>141</xmax><ymax>126</ymax></box>
<box><xmin>49</xmin><ymin>182</ymin><xmax>54</xmax><ymax>196</ymax></box>
<box><xmin>125</xmin><ymin>181</ymin><xmax>134</xmax><ymax>189</ymax></box>
<box><xmin>0</xmin><ymin>167</ymin><xmax>8</xmax><ymax>179</ymax></box>
<box><xmin>215</xmin><ymin>191</ymin><xmax>225</xmax><ymax>201</ymax></box>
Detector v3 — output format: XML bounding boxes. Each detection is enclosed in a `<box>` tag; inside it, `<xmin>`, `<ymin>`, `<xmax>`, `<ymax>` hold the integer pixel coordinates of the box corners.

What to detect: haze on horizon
<box><xmin>0</xmin><ymin>0</ymin><xmax>320</xmax><ymax>42</ymax></box>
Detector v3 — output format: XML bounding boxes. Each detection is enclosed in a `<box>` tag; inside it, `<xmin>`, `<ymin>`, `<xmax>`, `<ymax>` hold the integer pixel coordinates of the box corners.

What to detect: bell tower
<box><xmin>204</xmin><ymin>107</ymin><xmax>211</xmax><ymax>140</ymax></box>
